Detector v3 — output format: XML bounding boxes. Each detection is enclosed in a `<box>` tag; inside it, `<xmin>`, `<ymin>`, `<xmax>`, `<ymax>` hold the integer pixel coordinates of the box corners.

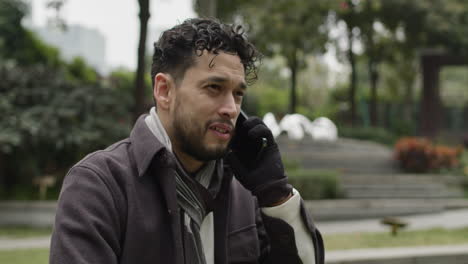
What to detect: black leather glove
<box><xmin>227</xmin><ymin>117</ymin><xmax>292</xmax><ymax>207</ymax></box>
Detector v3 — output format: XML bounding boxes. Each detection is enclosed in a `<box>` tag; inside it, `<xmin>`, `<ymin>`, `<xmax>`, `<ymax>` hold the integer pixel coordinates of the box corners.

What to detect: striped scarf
<box><xmin>145</xmin><ymin>108</ymin><xmax>223</xmax><ymax>264</ymax></box>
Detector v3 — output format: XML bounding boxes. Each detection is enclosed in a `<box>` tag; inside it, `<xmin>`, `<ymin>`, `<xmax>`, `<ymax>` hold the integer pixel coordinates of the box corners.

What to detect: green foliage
<box><xmin>246</xmin><ymin>58</ymin><xmax>290</xmax><ymax>116</ymax></box>
<box><xmin>0</xmin><ymin>0</ymin><xmax>138</xmax><ymax>199</ymax></box>
<box><xmin>283</xmin><ymin>158</ymin><xmax>301</xmax><ymax>172</ymax></box>
<box><xmin>109</xmin><ymin>69</ymin><xmax>137</xmax><ymax>111</ymax></box>
<box><xmin>250</xmin><ymin>82</ymin><xmax>289</xmax><ymax>117</ymax></box>
<box><xmin>392</xmin><ymin>0</ymin><xmax>468</xmax><ymax>56</ymax></box>
<box><xmin>0</xmin><ymin>0</ymin><xmax>27</xmax><ymax>57</ymax></box>
<box><xmin>0</xmin><ymin>226</ymin><xmax>52</xmax><ymax>238</ymax></box>
<box><xmin>246</xmin><ymin>0</ymin><xmax>330</xmax><ymax>56</ymax></box>
<box><xmin>0</xmin><ymin>64</ymin><xmax>131</xmax><ymax>197</ymax></box>
<box><xmin>65</xmin><ymin>57</ymin><xmax>99</xmax><ymax>84</ymax></box>
<box><xmin>0</xmin><ymin>0</ymin><xmax>62</xmax><ymax>67</ymax></box>
<box><xmin>17</xmin><ymin>29</ymin><xmax>62</xmax><ymax>67</ymax></box>
<box><xmin>242</xmin><ymin>0</ymin><xmax>331</xmax><ymax>113</ymax></box>
<box><xmin>440</xmin><ymin>67</ymin><xmax>468</xmax><ymax>107</ymax></box>
<box><xmin>460</xmin><ymin>151</ymin><xmax>468</xmax><ymax>176</ymax></box>
<box><xmin>330</xmin><ymin>0</ymin><xmax>468</xmax><ymax>128</ymax></box>
<box><xmin>287</xmin><ymin>169</ymin><xmax>344</xmax><ymax>200</ymax></box>
<box><xmin>0</xmin><ymin>249</ymin><xmax>49</xmax><ymax>264</ymax></box>
<box><xmin>109</xmin><ymin>68</ymin><xmax>153</xmax><ymax>113</ymax></box>
<box><xmin>0</xmin><ymin>64</ymin><xmax>129</xmax><ymax>153</ymax></box>
<box><xmin>194</xmin><ymin>0</ymin><xmax>251</xmax><ymax>22</ymax></box>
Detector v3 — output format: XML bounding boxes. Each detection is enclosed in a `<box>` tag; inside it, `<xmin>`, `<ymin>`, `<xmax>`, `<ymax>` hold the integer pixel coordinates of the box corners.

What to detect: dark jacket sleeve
<box><xmin>50</xmin><ymin>165</ymin><xmax>124</xmax><ymax>264</ymax></box>
<box><xmin>258</xmin><ymin>199</ymin><xmax>325</xmax><ymax>264</ymax></box>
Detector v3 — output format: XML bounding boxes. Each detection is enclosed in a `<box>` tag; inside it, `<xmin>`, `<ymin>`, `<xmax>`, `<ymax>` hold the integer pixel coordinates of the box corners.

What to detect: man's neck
<box><xmin>173</xmin><ymin>148</ymin><xmax>205</xmax><ymax>174</ymax></box>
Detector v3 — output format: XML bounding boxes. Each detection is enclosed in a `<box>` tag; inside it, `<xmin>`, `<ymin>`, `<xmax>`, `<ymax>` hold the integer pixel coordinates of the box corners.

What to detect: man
<box><xmin>50</xmin><ymin>18</ymin><xmax>324</xmax><ymax>264</ymax></box>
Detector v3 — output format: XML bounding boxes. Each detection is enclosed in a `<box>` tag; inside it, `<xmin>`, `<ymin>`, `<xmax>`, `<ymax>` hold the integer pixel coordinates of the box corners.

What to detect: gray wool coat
<box><xmin>49</xmin><ymin>116</ymin><xmax>325</xmax><ymax>264</ymax></box>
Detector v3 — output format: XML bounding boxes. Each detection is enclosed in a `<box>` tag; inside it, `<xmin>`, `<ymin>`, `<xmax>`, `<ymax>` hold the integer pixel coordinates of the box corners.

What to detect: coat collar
<box><xmin>130</xmin><ymin>114</ymin><xmax>170</xmax><ymax>177</ymax></box>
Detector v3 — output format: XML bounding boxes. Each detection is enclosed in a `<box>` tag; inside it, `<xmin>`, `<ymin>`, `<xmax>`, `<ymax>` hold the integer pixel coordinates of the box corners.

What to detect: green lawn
<box><xmin>0</xmin><ymin>249</ymin><xmax>49</xmax><ymax>264</ymax></box>
<box><xmin>324</xmin><ymin>227</ymin><xmax>468</xmax><ymax>250</ymax></box>
<box><xmin>0</xmin><ymin>227</ymin><xmax>52</xmax><ymax>238</ymax></box>
<box><xmin>2</xmin><ymin>227</ymin><xmax>468</xmax><ymax>262</ymax></box>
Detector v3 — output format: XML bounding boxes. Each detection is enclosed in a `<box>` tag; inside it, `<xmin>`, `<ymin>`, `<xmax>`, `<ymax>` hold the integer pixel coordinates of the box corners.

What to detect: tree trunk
<box><xmin>403</xmin><ymin>69</ymin><xmax>415</xmax><ymax>124</ymax></box>
<box><xmin>197</xmin><ymin>0</ymin><xmax>217</xmax><ymax>17</ymax></box>
<box><xmin>0</xmin><ymin>152</ymin><xmax>4</xmax><ymax>196</ymax></box>
<box><xmin>134</xmin><ymin>0</ymin><xmax>151</xmax><ymax>122</ymax></box>
<box><xmin>369</xmin><ymin>60</ymin><xmax>379</xmax><ymax>126</ymax></box>
<box><xmin>347</xmin><ymin>28</ymin><xmax>357</xmax><ymax>126</ymax></box>
<box><xmin>420</xmin><ymin>55</ymin><xmax>441</xmax><ymax>138</ymax></box>
<box><xmin>289</xmin><ymin>49</ymin><xmax>298</xmax><ymax>114</ymax></box>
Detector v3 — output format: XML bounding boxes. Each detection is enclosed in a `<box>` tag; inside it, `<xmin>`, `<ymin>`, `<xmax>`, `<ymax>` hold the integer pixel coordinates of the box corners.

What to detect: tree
<box><xmin>359</xmin><ymin>0</ymin><xmax>397</xmax><ymax>127</ymax></box>
<box><xmin>194</xmin><ymin>0</ymin><xmax>251</xmax><ymax>21</ymax></box>
<box><xmin>0</xmin><ymin>0</ymin><xmax>62</xmax><ymax>67</ymax></box>
<box><xmin>0</xmin><ymin>0</ymin><xmax>131</xmax><ymax>198</ymax></box>
<box><xmin>134</xmin><ymin>0</ymin><xmax>151</xmax><ymax>121</ymax></box>
<box><xmin>0</xmin><ymin>63</ymin><xmax>130</xmax><ymax>198</ymax></box>
<box><xmin>379</xmin><ymin>1</ymin><xmax>424</xmax><ymax>127</ymax></box>
<box><xmin>38</xmin><ymin>0</ymin><xmax>152</xmax><ymax>121</ymax></box>
<box><xmin>195</xmin><ymin>0</ymin><xmax>217</xmax><ymax>17</ymax></box>
<box><xmin>335</xmin><ymin>0</ymin><xmax>425</xmax><ymax>127</ymax></box>
<box><xmin>379</xmin><ymin>0</ymin><xmax>468</xmax><ymax>136</ymax></box>
<box><xmin>334</xmin><ymin>0</ymin><xmax>361</xmax><ymax>126</ymax></box>
<box><xmin>245</xmin><ymin>0</ymin><xmax>330</xmax><ymax>114</ymax></box>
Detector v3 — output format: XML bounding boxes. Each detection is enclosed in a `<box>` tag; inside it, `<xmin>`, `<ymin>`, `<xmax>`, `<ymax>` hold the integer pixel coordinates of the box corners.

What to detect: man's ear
<box><xmin>153</xmin><ymin>73</ymin><xmax>175</xmax><ymax>110</ymax></box>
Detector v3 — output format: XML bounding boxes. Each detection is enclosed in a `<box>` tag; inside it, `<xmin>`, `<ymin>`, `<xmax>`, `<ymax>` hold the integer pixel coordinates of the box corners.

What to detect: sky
<box><xmin>31</xmin><ymin>0</ymin><xmax>197</xmax><ymax>70</ymax></box>
<box><xmin>29</xmin><ymin>0</ymin><xmax>345</xmax><ymax>82</ymax></box>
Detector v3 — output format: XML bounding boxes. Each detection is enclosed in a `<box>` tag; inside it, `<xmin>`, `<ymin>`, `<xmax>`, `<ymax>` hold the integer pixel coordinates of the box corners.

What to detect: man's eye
<box><xmin>207</xmin><ymin>84</ymin><xmax>222</xmax><ymax>91</ymax></box>
<box><xmin>235</xmin><ymin>91</ymin><xmax>245</xmax><ymax>97</ymax></box>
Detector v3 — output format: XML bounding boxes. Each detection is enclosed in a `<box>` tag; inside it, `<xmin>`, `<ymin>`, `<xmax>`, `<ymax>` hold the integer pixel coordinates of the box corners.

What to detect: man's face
<box><xmin>169</xmin><ymin>51</ymin><xmax>246</xmax><ymax>162</ymax></box>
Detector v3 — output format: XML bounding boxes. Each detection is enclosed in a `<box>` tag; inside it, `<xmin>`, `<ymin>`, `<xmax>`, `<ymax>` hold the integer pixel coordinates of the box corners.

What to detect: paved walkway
<box><xmin>316</xmin><ymin>208</ymin><xmax>468</xmax><ymax>234</ymax></box>
<box><xmin>326</xmin><ymin>244</ymin><xmax>468</xmax><ymax>263</ymax></box>
<box><xmin>2</xmin><ymin>235</ymin><xmax>468</xmax><ymax>263</ymax></box>
<box><xmin>2</xmin><ymin>208</ymin><xmax>468</xmax><ymax>264</ymax></box>
<box><xmin>0</xmin><ymin>236</ymin><xmax>50</xmax><ymax>250</ymax></box>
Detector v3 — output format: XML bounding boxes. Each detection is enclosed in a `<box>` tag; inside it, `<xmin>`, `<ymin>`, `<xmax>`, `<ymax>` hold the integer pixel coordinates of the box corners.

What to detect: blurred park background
<box><xmin>2</xmin><ymin>0</ymin><xmax>468</xmax><ymax>263</ymax></box>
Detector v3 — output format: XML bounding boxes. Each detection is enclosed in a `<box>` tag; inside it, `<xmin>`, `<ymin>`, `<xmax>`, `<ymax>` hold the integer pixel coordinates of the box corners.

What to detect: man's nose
<box><xmin>219</xmin><ymin>94</ymin><xmax>238</xmax><ymax>119</ymax></box>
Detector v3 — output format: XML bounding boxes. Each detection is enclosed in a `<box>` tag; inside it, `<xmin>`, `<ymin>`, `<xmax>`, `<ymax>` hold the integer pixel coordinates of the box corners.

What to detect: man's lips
<box><xmin>208</xmin><ymin>122</ymin><xmax>233</xmax><ymax>134</ymax></box>
<box><xmin>208</xmin><ymin>122</ymin><xmax>233</xmax><ymax>140</ymax></box>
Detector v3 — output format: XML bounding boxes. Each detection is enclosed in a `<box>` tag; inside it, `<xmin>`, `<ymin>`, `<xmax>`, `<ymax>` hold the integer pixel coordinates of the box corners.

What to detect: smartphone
<box><xmin>236</xmin><ymin>109</ymin><xmax>248</xmax><ymax>129</ymax></box>
<box><xmin>230</xmin><ymin>109</ymin><xmax>248</xmax><ymax>150</ymax></box>
<box><xmin>231</xmin><ymin>110</ymin><xmax>267</xmax><ymax>164</ymax></box>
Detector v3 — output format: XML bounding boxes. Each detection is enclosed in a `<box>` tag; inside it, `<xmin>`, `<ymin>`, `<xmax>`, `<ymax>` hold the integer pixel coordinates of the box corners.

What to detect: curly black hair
<box><xmin>151</xmin><ymin>18</ymin><xmax>261</xmax><ymax>87</ymax></box>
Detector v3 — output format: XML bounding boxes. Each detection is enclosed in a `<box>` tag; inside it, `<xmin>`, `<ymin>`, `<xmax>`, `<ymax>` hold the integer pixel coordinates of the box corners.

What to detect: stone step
<box><xmin>339</xmin><ymin>174</ymin><xmax>465</xmax><ymax>199</ymax></box>
<box><xmin>305</xmin><ymin>199</ymin><xmax>468</xmax><ymax>221</ymax></box>
<box><xmin>297</xmin><ymin>162</ymin><xmax>399</xmax><ymax>174</ymax></box>
<box><xmin>277</xmin><ymin>137</ymin><xmax>401</xmax><ymax>174</ymax></box>
<box><xmin>283</xmin><ymin>155</ymin><xmax>400</xmax><ymax>174</ymax></box>
<box><xmin>340</xmin><ymin>174</ymin><xmax>462</xmax><ymax>184</ymax></box>
<box><xmin>326</xmin><ymin>245</ymin><xmax>468</xmax><ymax>264</ymax></box>
<box><xmin>277</xmin><ymin>137</ymin><xmax>391</xmax><ymax>151</ymax></box>
<box><xmin>342</xmin><ymin>183</ymin><xmax>446</xmax><ymax>191</ymax></box>
<box><xmin>345</xmin><ymin>189</ymin><xmax>464</xmax><ymax>199</ymax></box>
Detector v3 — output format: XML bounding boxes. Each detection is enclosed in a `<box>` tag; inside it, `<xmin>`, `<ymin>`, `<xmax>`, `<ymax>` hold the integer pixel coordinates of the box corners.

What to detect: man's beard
<box><xmin>172</xmin><ymin>105</ymin><xmax>230</xmax><ymax>162</ymax></box>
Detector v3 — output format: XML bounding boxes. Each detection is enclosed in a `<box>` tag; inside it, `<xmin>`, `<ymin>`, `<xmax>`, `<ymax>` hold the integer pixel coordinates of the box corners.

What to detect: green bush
<box><xmin>287</xmin><ymin>169</ymin><xmax>344</xmax><ymax>200</ymax></box>
<box><xmin>460</xmin><ymin>150</ymin><xmax>468</xmax><ymax>176</ymax></box>
<box><xmin>0</xmin><ymin>64</ymin><xmax>131</xmax><ymax>199</ymax></box>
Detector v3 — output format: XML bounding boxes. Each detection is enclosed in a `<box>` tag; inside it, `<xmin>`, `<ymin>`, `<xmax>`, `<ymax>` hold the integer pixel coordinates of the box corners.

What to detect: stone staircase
<box><xmin>276</xmin><ymin>136</ymin><xmax>467</xmax><ymax>219</ymax></box>
<box><xmin>277</xmin><ymin>136</ymin><xmax>400</xmax><ymax>174</ymax></box>
<box><xmin>341</xmin><ymin>174</ymin><xmax>464</xmax><ymax>199</ymax></box>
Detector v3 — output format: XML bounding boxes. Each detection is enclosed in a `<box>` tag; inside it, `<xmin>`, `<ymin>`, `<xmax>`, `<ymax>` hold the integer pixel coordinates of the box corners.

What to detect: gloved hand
<box><xmin>227</xmin><ymin>117</ymin><xmax>292</xmax><ymax>207</ymax></box>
